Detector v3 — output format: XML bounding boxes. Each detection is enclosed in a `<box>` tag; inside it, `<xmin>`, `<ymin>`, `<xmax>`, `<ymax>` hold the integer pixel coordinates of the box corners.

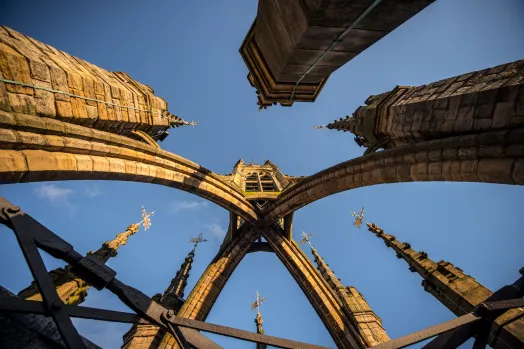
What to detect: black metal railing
<box><xmin>0</xmin><ymin>196</ymin><xmax>522</xmax><ymax>349</ymax></box>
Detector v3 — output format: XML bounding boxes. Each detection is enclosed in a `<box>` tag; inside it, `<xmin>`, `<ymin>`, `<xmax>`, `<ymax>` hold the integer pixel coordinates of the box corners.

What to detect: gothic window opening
<box><xmin>245</xmin><ymin>173</ymin><xmax>259</xmax><ymax>192</ymax></box>
<box><xmin>260</xmin><ymin>173</ymin><xmax>277</xmax><ymax>192</ymax></box>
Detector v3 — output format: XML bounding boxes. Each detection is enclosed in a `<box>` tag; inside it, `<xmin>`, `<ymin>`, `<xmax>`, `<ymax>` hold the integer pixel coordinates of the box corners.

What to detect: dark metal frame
<box><xmin>0</xmin><ymin>196</ymin><xmax>522</xmax><ymax>349</ymax></box>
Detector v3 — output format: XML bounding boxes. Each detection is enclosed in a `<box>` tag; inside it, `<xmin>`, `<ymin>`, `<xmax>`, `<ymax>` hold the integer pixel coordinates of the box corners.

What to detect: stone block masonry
<box><xmin>240</xmin><ymin>0</ymin><xmax>435</xmax><ymax>108</ymax></box>
<box><xmin>0</xmin><ymin>26</ymin><xmax>175</xmax><ymax>139</ymax></box>
<box><xmin>327</xmin><ymin>59</ymin><xmax>524</xmax><ymax>151</ymax></box>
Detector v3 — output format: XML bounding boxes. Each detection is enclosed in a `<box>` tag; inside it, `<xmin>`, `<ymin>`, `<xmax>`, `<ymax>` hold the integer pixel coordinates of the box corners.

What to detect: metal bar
<box><xmin>0</xmin><ymin>298</ymin><xmax>143</xmax><ymax>324</ymax></box>
<box><xmin>482</xmin><ymin>298</ymin><xmax>524</xmax><ymax>312</ymax></box>
<box><xmin>11</xmin><ymin>221</ymin><xmax>86</xmax><ymax>348</ymax></box>
<box><xmin>164</xmin><ymin>314</ymin><xmax>332</xmax><ymax>349</ymax></box>
<box><xmin>106</xmin><ymin>279</ymin><xmax>223</xmax><ymax>349</ymax></box>
<box><xmin>421</xmin><ymin>325</ymin><xmax>478</xmax><ymax>349</ymax></box>
<box><xmin>0</xmin><ymin>198</ymin><xmax>221</xmax><ymax>349</ymax></box>
<box><xmin>0</xmin><ymin>297</ymin><xmax>47</xmax><ymax>314</ymax></box>
<box><xmin>371</xmin><ymin>313</ymin><xmax>481</xmax><ymax>349</ymax></box>
<box><xmin>289</xmin><ymin>0</ymin><xmax>383</xmax><ymax>101</ymax></box>
<box><xmin>424</xmin><ymin>274</ymin><xmax>524</xmax><ymax>349</ymax></box>
<box><xmin>166</xmin><ymin>322</ymin><xmax>192</xmax><ymax>349</ymax></box>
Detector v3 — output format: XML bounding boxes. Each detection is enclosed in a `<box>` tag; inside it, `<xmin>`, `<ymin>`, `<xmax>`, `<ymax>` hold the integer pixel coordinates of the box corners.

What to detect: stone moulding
<box><xmin>239</xmin><ymin>21</ymin><xmax>328</xmax><ymax>109</ymax></box>
<box><xmin>0</xmin><ymin>111</ymin><xmax>258</xmax><ymax>222</ymax></box>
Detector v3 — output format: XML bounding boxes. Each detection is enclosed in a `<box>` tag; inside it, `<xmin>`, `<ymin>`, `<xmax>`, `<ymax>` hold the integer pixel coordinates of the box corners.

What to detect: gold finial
<box><xmin>351</xmin><ymin>207</ymin><xmax>365</xmax><ymax>229</ymax></box>
<box><xmin>299</xmin><ymin>230</ymin><xmax>315</xmax><ymax>249</ymax></box>
<box><xmin>189</xmin><ymin>232</ymin><xmax>208</xmax><ymax>248</ymax></box>
<box><xmin>139</xmin><ymin>206</ymin><xmax>155</xmax><ymax>231</ymax></box>
<box><xmin>250</xmin><ymin>290</ymin><xmax>266</xmax><ymax>315</ymax></box>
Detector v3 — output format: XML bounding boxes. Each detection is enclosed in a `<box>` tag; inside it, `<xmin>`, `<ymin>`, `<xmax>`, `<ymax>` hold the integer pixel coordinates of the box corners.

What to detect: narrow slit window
<box><xmin>260</xmin><ymin>173</ymin><xmax>276</xmax><ymax>192</ymax></box>
<box><xmin>245</xmin><ymin>173</ymin><xmax>260</xmax><ymax>192</ymax></box>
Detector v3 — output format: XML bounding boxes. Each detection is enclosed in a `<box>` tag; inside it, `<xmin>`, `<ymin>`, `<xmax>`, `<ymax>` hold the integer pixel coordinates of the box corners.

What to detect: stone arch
<box><xmin>264</xmin><ymin>128</ymin><xmax>524</xmax><ymax>219</ymax></box>
<box><xmin>174</xmin><ymin>223</ymin><xmax>372</xmax><ymax>349</ymax></box>
<box><xmin>0</xmin><ymin>111</ymin><xmax>258</xmax><ymax>222</ymax></box>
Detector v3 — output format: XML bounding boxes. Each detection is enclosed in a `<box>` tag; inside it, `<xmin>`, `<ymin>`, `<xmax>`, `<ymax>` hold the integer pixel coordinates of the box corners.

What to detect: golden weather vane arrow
<box><xmin>189</xmin><ymin>232</ymin><xmax>208</xmax><ymax>248</ymax></box>
<box><xmin>139</xmin><ymin>206</ymin><xmax>155</xmax><ymax>231</ymax></box>
<box><xmin>250</xmin><ymin>290</ymin><xmax>266</xmax><ymax>315</ymax></box>
<box><xmin>299</xmin><ymin>230</ymin><xmax>315</xmax><ymax>248</ymax></box>
<box><xmin>350</xmin><ymin>206</ymin><xmax>367</xmax><ymax>229</ymax></box>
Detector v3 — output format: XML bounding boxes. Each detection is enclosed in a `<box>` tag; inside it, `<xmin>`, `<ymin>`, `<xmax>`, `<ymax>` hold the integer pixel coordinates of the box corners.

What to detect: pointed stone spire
<box><xmin>366</xmin><ymin>222</ymin><xmax>494</xmax><ymax>314</ymax></box>
<box><xmin>18</xmin><ymin>222</ymin><xmax>144</xmax><ymax>305</ymax></box>
<box><xmin>159</xmin><ymin>246</ymin><xmax>195</xmax><ymax>310</ymax></box>
<box><xmin>367</xmin><ymin>222</ymin><xmax>524</xmax><ymax>348</ymax></box>
<box><xmin>300</xmin><ymin>231</ymin><xmax>390</xmax><ymax>347</ymax></box>
<box><xmin>159</xmin><ymin>232</ymin><xmax>208</xmax><ymax>310</ymax></box>
<box><xmin>122</xmin><ymin>233</ymin><xmax>207</xmax><ymax>349</ymax></box>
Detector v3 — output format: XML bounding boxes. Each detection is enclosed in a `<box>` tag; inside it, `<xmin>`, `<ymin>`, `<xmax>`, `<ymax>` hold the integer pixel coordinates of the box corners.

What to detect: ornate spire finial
<box><xmin>139</xmin><ymin>206</ymin><xmax>155</xmax><ymax>231</ymax></box>
<box><xmin>189</xmin><ymin>232</ymin><xmax>208</xmax><ymax>249</ymax></box>
<box><xmin>299</xmin><ymin>230</ymin><xmax>315</xmax><ymax>249</ymax></box>
<box><xmin>250</xmin><ymin>290</ymin><xmax>266</xmax><ymax>315</ymax></box>
<box><xmin>166</xmin><ymin>112</ymin><xmax>200</xmax><ymax>128</ymax></box>
<box><xmin>313</xmin><ymin>125</ymin><xmax>327</xmax><ymax>129</ymax></box>
<box><xmin>351</xmin><ymin>207</ymin><xmax>365</xmax><ymax>229</ymax></box>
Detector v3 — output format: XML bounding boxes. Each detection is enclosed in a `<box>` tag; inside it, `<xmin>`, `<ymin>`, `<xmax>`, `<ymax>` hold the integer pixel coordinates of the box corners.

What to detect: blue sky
<box><xmin>1</xmin><ymin>0</ymin><xmax>524</xmax><ymax>348</ymax></box>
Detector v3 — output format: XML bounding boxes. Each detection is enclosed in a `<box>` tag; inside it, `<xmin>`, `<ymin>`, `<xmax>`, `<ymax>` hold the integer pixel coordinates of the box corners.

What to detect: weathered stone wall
<box><xmin>265</xmin><ymin>128</ymin><xmax>524</xmax><ymax>219</ymax></box>
<box><xmin>0</xmin><ymin>26</ymin><xmax>173</xmax><ymax>139</ymax></box>
<box><xmin>0</xmin><ymin>111</ymin><xmax>257</xmax><ymax>222</ymax></box>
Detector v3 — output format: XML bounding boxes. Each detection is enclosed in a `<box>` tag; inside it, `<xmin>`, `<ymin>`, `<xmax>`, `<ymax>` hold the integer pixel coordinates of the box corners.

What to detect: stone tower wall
<box><xmin>340</xmin><ymin>60</ymin><xmax>524</xmax><ymax>150</ymax></box>
<box><xmin>0</xmin><ymin>26</ymin><xmax>171</xmax><ymax>139</ymax></box>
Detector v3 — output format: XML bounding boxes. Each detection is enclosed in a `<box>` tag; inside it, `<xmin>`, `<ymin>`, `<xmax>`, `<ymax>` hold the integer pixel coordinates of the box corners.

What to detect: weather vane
<box><xmin>299</xmin><ymin>230</ymin><xmax>315</xmax><ymax>248</ymax></box>
<box><xmin>139</xmin><ymin>206</ymin><xmax>155</xmax><ymax>231</ymax></box>
<box><xmin>250</xmin><ymin>291</ymin><xmax>266</xmax><ymax>314</ymax></box>
<box><xmin>351</xmin><ymin>207</ymin><xmax>366</xmax><ymax>229</ymax></box>
<box><xmin>189</xmin><ymin>232</ymin><xmax>208</xmax><ymax>248</ymax></box>
<box><xmin>185</xmin><ymin>120</ymin><xmax>200</xmax><ymax>128</ymax></box>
